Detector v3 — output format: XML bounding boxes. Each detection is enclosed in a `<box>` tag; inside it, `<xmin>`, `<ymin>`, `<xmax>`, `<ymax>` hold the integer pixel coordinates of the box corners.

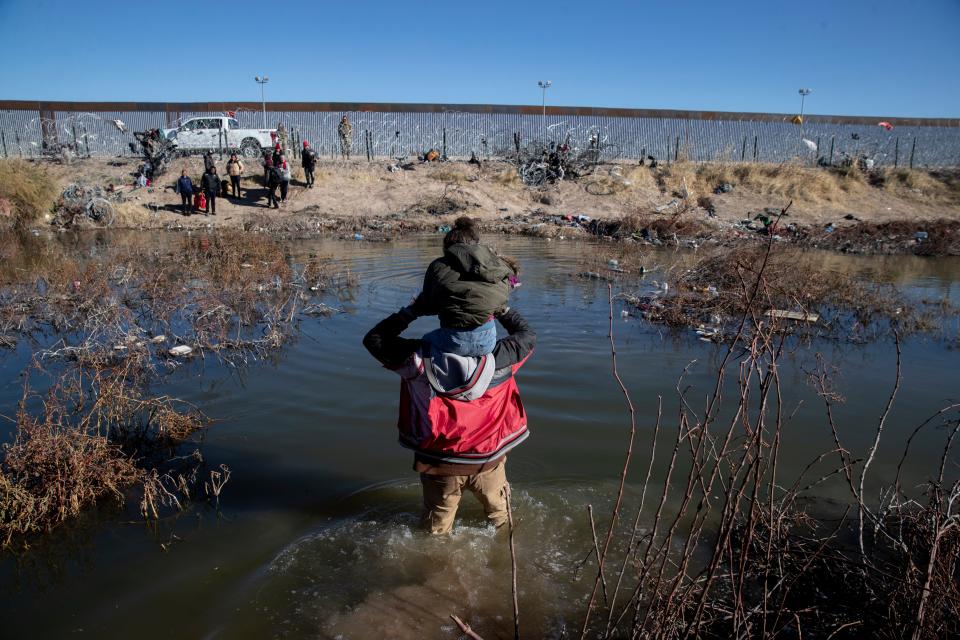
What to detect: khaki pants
<box><xmin>420</xmin><ymin>461</ymin><xmax>508</xmax><ymax>534</ymax></box>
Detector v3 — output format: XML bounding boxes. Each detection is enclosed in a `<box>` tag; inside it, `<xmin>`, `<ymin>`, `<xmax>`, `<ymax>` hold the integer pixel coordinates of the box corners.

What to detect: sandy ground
<box><xmin>37</xmin><ymin>156</ymin><xmax>960</xmax><ymax>235</ymax></box>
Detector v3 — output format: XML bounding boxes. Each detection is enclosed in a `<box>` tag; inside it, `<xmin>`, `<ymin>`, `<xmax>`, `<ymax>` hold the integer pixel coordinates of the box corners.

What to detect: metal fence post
<box><xmin>16</xmin><ymin>132</ymin><xmax>21</xmax><ymax>157</ymax></box>
<box><xmin>442</xmin><ymin>127</ymin><xmax>447</xmax><ymax>159</ymax></box>
<box><xmin>815</xmin><ymin>136</ymin><xmax>821</xmax><ymax>164</ymax></box>
<box><xmin>753</xmin><ymin>135</ymin><xmax>758</xmax><ymax>161</ymax></box>
<box><xmin>828</xmin><ymin>136</ymin><xmax>835</xmax><ymax>166</ymax></box>
<box><xmin>909</xmin><ymin>136</ymin><xmax>916</xmax><ymax>168</ymax></box>
<box><xmin>741</xmin><ymin>136</ymin><xmax>747</xmax><ymax>161</ymax></box>
<box><xmin>674</xmin><ymin>135</ymin><xmax>680</xmax><ymax>161</ymax></box>
<box><xmin>894</xmin><ymin>137</ymin><xmax>899</xmax><ymax>168</ymax></box>
<box><xmin>1</xmin><ymin>130</ymin><xmax>6</xmax><ymax>158</ymax></box>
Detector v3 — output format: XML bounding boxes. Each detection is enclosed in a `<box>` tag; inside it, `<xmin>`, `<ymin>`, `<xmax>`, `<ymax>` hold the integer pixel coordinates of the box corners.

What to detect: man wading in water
<box><xmin>363</xmin><ymin>263</ymin><xmax>535</xmax><ymax>534</ymax></box>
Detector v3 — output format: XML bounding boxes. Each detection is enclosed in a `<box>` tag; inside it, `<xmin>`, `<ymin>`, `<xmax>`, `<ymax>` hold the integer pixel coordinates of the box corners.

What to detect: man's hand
<box><xmin>401</xmin><ymin>292</ymin><xmax>432</xmax><ymax>320</ymax></box>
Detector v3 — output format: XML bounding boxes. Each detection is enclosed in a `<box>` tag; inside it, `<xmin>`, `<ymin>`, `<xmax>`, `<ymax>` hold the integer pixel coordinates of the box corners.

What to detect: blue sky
<box><xmin>1</xmin><ymin>0</ymin><xmax>957</xmax><ymax>117</ymax></box>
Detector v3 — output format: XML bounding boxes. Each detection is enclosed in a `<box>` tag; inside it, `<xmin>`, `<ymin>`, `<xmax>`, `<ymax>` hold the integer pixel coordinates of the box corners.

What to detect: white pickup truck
<box><xmin>162</xmin><ymin>116</ymin><xmax>276</xmax><ymax>158</ymax></box>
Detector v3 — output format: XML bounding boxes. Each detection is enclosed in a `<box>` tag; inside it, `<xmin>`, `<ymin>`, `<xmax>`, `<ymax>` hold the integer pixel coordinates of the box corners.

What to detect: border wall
<box><xmin>1</xmin><ymin>100</ymin><xmax>957</xmax><ymax>167</ymax></box>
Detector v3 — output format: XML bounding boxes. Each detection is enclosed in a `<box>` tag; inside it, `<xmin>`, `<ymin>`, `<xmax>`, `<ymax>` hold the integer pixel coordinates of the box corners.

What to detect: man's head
<box><xmin>443</xmin><ymin>216</ymin><xmax>480</xmax><ymax>249</ymax></box>
<box><xmin>181</xmin><ymin>169</ymin><xmax>187</xmax><ymax>177</ymax></box>
<box><xmin>303</xmin><ymin>140</ymin><xmax>309</xmax><ymax>148</ymax></box>
<box><xmin>230</xmin><ymin>153</ymin><xmax>237</xmax><ymax>160</ymax></box>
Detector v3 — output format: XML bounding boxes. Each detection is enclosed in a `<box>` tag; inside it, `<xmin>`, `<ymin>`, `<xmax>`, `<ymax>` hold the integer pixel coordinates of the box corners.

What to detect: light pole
<box><xmin>255</xmin><ymin>75</ymin><xmax>270</xmax><ymax>129</ymax></box>
<box><xmin>538</xmin><ymin>80</ymin><xmax>552</xmax><ymax>139</ymax></box>
<box><xmin>798</xmin><ymin>88</ymin><xmax>812</xmax><ymax>140</ymax></box>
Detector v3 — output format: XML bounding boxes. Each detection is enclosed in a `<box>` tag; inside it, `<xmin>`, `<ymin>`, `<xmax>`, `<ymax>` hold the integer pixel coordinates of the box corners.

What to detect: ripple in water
<box><xmin>242</xmin><ymin>482</ymin><xmax>639</xmax><ymax>639</ymax></box>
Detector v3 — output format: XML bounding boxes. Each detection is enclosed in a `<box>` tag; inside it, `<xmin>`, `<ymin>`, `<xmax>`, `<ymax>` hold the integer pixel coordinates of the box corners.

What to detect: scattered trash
<box><xmin>150</xmin><ymin>335</ymin><xmax>166</xmax><ymax>344</ymax></box>
<box><xmin>824</xmin><ymin>223</ymin><xmax>835</xmax><ymax>233</ymax></box>
<box><xmin>914</xmin><ymin>231</ymin><xmax>929</xmax><ymax>241</ymax></box>
<box><xmin>714</xmin><ymin>183</ymin><xmax>734</xmax><ymax>194</ymax></box>
<box><xmin>696</xmin><ymin>326</ymin><xmax>722</xmax><ymax>342</ymax></box>
<box><xmin>843</xmin><ymin>213</ymin><xmax>861</xmax><ymax>221</ymax></box>
<box><xmin>765</xmin><ymin>310</ymin><xmax>820</xmax><ymax>323</ymax></box>
<box><xmin>620</xmin><ymin>310</ymin><xmax>630</xmax><ymax>318</ymax></box>
<box><xmin>353</xmin><ymin>233</ymin><xmax>364</xmax><ymax>241</ymax></box>
<box><xmin>802</xmin><ymin>138</ymin><xmax>818</xmax><ymax>152</ymax></box>
<box><xmin>437</xmin><ymin>225</ymin><xmax>451</xmax><ymax>233</ymax></box>
<box><xmin>579</xmin><ymin>271</ymin><xmax>609</xmax><ymax>281</ymax></box>
<box><xmin>168</xmin><ymin>345</ymin><xmax>194</xmax><ymax>357</ymax></box>
<box><xmin>608</xmin><ymin>259</ymin><xmax>619</xmax><ymax>268</ymax></box>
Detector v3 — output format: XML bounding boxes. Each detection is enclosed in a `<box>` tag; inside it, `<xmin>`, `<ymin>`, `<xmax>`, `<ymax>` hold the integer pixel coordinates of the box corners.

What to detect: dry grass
<box><xmin>653</xmin><ymin>161</ymin><xmax>868</xmax><ymax>204</ymax></box>
<box><xmin>0</xmin><ymin>160</ymin><xmax>58</xmax><ymax>229</ymax></box>
<box><xmin>874</xmin><ymin>168</ymin><xmax>960</xmax><ymax>205</ymax></box>
<box><xmin>491</xmin><ymin>166</ymin><xmax>522</xmax><ymax>187</ymax></box>
<box><xmin>426</xmin><ymin>166</ymin><xmax>470</xmax><ymax>184</ymax></box>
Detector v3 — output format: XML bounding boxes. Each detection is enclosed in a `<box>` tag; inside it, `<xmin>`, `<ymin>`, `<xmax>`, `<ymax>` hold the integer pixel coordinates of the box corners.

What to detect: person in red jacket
<box><xmin>363</xmin><ymin>297</ymin><xmax>536</xmax><ymax>534</ymax></box>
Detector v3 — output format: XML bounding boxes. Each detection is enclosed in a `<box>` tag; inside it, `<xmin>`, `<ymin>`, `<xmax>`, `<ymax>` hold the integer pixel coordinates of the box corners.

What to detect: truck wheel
<box><xmin>240</xmin><ymin>139</ymin><xmax>261</xmax><ymax>158</ymax></box>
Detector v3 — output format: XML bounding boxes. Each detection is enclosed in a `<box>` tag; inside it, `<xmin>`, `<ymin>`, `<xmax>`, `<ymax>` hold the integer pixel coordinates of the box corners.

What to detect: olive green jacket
<box><xmin>422</xmin><ymin>243</ymin><xmax>514</xmax><ymax>328</ymax></box>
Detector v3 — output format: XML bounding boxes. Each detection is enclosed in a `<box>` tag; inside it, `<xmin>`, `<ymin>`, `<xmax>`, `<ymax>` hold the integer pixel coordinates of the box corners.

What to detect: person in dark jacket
<box><xmin>200</xmin><ymin>166</ymin><xmax>220</xmax><ymax>215</ymax></box>
<box><xmin>262</xmin><ymin>149</ymin><xmax>274</xmax><ymax>183</ymax></box>
<box><xmin>265</xmin><ymin>163</ymin><xmax>281</xmax><ymax>209</ymax></box>
<box><xmin>203</xmin><ymin>151</ymin><xmax>216</xmax><ymax>172</ymax></box>
<box><xmin>278</xmin><ymin>157</ymin><xmax>290</xmax><ymax>206</ymax></box>
<box><xmin>420</xmin><ymin>216</ymin><xmax>519</xmax><ymax>356</ymax></box>
<box><xmin>301</xmin><ymin>140</ymin><xmax>317</xmax><ymax>187</ymax></box>
<box><xmin>363</xmin><ymin>297</ymin><xmax>535</xmax><ymax>534</ymax></box>
<box><xmin>271</xmin><ymin>144</ymin><xmax>282</xmax><ymax>169</ymax></box>
<box><xmin>174</xmin><ymin>169</ymin><xmax>194</xmax><ymax>215</ymax></box>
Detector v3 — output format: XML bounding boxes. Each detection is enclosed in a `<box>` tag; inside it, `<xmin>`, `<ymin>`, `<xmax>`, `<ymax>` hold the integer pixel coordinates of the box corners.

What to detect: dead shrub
<box><xmin>0</xmin><ymin>160</ymin><xmax>58</xmax><ymax>229</ymax></box>
<box><xmin>623</xmin><ymin>243</ymin><xmax>946</xmax><ymax>341</ymax></box>
<box><xmin>492</xmin><ymin>167</ymin><xmax>521</xmax><ymax>187</ymax></box>
<box><xmin>0</xmin><ymin>404</ymin><xmax>141</xmax><ymax>546</ymax></box>
<box><xmin>0</xmin><ymin>230</ymin><xmax>355</xmax><ymax>547</ymax></box>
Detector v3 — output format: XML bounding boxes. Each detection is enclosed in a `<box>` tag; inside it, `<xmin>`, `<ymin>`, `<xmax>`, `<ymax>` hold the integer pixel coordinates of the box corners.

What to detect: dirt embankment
<box><xmin>7</xmin><ymin>156</ymin><xmax>960</xmax><ymax>254</ymax></box>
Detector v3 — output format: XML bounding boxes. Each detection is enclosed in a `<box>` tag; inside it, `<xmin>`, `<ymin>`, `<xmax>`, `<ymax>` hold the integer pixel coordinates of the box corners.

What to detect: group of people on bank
<box><xmin>171</xmin><ymin>115</ymin><xmax>352</xmax><ymax>216</ymax></box>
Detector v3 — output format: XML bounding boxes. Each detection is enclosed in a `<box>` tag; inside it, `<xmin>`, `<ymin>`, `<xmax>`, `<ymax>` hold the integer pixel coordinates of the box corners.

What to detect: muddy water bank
<box><xmin>0</xmin><ymin>233</ymin><xmax>958</xmax><ymax>638</ymax></box>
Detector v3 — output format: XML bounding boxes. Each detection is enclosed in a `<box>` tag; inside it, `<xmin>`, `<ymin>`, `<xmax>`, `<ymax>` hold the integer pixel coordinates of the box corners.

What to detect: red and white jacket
<box><xmin>363</xmin><ymin>308</ymin><xmax>536</xmax><ymax>465</ymax></box>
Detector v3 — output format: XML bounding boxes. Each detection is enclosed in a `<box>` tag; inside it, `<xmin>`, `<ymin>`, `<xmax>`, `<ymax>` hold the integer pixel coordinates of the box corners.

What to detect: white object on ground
<box><xmin>168</xmin><ymin>345</ymin><xmax>194</xmax><ymax>357</ymax></box>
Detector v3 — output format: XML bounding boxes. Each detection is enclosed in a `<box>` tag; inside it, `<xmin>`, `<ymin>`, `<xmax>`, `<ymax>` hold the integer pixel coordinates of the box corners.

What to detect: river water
<box><xmin>0</xmin><ymin>234</ymin><xmax>958</xmax><ymax>639</ymax></box>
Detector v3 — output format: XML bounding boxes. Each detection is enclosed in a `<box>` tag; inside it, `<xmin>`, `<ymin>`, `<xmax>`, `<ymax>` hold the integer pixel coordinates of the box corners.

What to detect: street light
<box><xmin>255</xmin><ymin>75</ymin><xmax>270</xmax><ymax>129</ymax></box>
<box><xmin>538</xmin><ymin>80</ymin><xmax>552</xmax><ymax>139</ymax></box>
<box><xmin>798</xmin><ymin>88</ymin><xmax>812</xmax><ymax>139</ymax></box>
